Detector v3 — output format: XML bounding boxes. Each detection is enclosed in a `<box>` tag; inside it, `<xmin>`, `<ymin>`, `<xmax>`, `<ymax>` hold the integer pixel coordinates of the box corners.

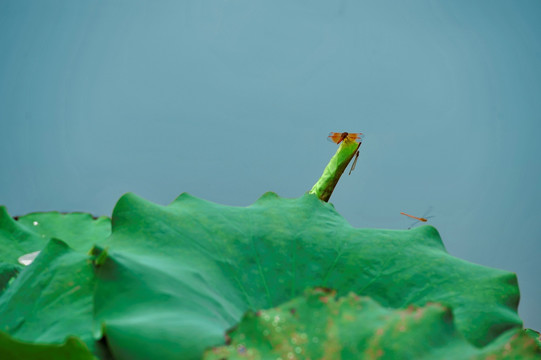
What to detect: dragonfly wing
<box><xmin>346</xmin><ymin>132</ymin><xmax>364</xmax><ymax>143</ymax></box>
<box><xmin>408</xmin><ymin>219</ymin><xmax>421</xmax><ymax>229</ymax></box>
<box><xmin>422</xmin><ymin>206</ymin><xmax>434</xmax><ymax>218</ymax></box>
<box><xmin>419</xmin><ymin>207</ymin><xmax>435</xmax><ymax>223</ymax></box>
<box><xmin>327</xmin><ymin>132</ymin><xmax>345</xmax><ymax>144</ymax></box>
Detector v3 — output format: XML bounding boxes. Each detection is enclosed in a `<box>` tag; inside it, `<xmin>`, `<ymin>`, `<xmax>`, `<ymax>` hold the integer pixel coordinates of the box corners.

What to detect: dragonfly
<box><xmin>328</xmin><ymin>132</ymin><xmax>364</xmax><ymax>175</ymax></box>
<box><xmin>400</xmin><ymin>207</ymin><xmax>434</xmax><ymax>229</ymax></box>
<box><xmin>327</xmin><ymin>132</ymin><xmax>364</xmax><ymax>144</ymax></box>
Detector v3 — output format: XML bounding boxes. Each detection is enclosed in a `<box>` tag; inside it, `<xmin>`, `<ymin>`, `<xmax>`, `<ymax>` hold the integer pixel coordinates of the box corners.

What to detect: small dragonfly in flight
<box><xmin>328</xmin><ymin>132</ymin><xmax>364</xmax><ymax>175</ymax></box>
<box><xmin>400</xmin><ymin>207</ymin><xmax>434</xmax><ymax>229</ymax></box>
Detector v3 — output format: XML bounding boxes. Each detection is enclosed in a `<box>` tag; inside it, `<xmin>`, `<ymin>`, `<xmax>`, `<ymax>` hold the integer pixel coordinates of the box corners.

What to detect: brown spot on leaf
<box><xmin>313</xmin><ymin>287</ymin><xmax>334</xmax><ymax>294</ymax></box>
<box><xmin>319</xmin><ymin>296</ymin><xmax>329</xmax><ymax>304</ymax></box>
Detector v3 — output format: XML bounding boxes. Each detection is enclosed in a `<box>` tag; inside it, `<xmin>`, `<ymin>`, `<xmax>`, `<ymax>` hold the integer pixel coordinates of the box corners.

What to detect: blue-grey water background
<box><xmin>1</xmin><ymin>1</ymin><xmax>540</xmax><ymax>331</ymax></box>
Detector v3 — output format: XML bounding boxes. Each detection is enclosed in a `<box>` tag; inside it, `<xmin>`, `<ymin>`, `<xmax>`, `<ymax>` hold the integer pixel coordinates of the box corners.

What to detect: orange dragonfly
<box><xmin>327</xmin><ymin>132</ymin><xmax>364</xmax><ymax>144</ymax></box>
<box><xmin>400</xmin><ymin>207</ymin><xmax>434</xmax><ymax>229</ymax></box>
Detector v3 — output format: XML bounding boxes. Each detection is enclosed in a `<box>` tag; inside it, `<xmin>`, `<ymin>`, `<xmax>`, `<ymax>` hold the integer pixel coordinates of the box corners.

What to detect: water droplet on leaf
<box><xmin>18</xmin><ymin>250</ymin><xmax>41</xmax><ymax>266</ymax></box>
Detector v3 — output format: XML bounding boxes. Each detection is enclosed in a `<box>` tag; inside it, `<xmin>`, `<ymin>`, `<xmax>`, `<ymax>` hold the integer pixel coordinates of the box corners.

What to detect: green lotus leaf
<box><xmin>0</xmin><ymin>206</ymin><xmax>110</xmax><ymax>292</ymax></box>
<box><xmin>89</xmin><ymin>191</ymin><xmax>520</xmax><ymax>359</ymax></box>
<box><xmin>0</xmin><ymin>238</ymin><xmax>108</xmax><ymax>358</ymax></box>
<box><xmin>203</xmin><ymin>288</ymin><xmax>540</xmax><ymax>359</ymax></box>
<box><xmin>0</xmin><ymin>191</ymin><xmax>525</xmax><ymax>358</ymax></box>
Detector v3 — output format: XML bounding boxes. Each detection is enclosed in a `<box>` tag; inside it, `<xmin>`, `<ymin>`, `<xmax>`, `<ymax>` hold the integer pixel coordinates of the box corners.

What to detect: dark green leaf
<box><xmin>204</xmin><ymin>288</ymin><xmax>540</xmax><ymax>360</ymax></box>
<box><xmin>0</xmin><ymin>332</ymin><xmax>95</xmax><ymax>360</ymax></box>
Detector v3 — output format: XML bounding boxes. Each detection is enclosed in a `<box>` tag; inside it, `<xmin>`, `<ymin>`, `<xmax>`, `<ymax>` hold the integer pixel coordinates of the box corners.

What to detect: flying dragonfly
<box><xmin>400</xmin><ymin>207</ymin><xmax>434</xmax><ymax>229</ymax></box>
<box><xmin>328</xmin><ymin>132</ymin><xmax>364</xmax><ymax>175</ymax></box>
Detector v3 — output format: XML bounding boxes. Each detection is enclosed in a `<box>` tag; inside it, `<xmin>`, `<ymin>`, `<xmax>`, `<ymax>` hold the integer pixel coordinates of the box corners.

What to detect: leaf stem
<box><xmin>309</xmin><ymin>140</ymin><xmax>361</xmax><ymax>202</ymax></box>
